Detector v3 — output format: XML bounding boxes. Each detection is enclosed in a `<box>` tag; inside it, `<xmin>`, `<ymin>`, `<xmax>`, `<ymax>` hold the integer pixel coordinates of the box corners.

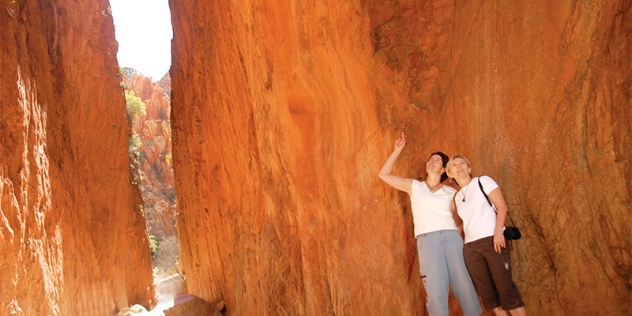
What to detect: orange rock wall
<box><xmin>0</xmin><ymin>0</ymin><xmax>154</xmax><ymax>314</ymax></box>
<box><xmin>170</xmin><ymin>0</ymin><xmax>631</xmax><ymax>315</ymax></box>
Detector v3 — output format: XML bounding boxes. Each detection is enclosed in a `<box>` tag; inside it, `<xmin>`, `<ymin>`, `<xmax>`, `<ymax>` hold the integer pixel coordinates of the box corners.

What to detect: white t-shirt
<box><xmin>455</xmin><ymin>176</ymin><xmax>500</xmax><ymax>243</ymax></box>
<box><xmin>410</xmin><ymin>180</ymin><xmax>458</xmax><ymax>236</ymax></box>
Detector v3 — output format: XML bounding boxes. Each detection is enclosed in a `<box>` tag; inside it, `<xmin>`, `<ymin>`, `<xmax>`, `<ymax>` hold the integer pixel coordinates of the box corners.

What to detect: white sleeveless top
<box><xmin>410</xmin><ymin>180</ymin><xmax>458</xmax><ymax>236</ymax></box>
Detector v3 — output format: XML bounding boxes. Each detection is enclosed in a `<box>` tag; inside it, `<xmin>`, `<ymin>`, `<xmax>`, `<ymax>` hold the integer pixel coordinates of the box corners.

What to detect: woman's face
<box><xmin>426</xmin><ymin>155</ymin><xmax>445</xmax><ymax>175</ymax></box>
<box><xmin>449</xmin><ymin>157</ymin><xmax>471</xmax><ymax>179</ymax></box>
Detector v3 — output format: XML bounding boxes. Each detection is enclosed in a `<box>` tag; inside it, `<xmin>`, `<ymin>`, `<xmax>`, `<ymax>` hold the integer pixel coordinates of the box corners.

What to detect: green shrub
<box><xmin>125</xmin><ymin>90</ymin><xmax>146</xmax><ymax>120</ymax></box>
<box><xmin>128</xmin><ymin>134</ymin><xmax>141</xmax><ymax>153</ymax></box>
<box><xmin>148</xmin><ymin>233</ymin><xmax>159</xmax><ymax>257</ymax></box>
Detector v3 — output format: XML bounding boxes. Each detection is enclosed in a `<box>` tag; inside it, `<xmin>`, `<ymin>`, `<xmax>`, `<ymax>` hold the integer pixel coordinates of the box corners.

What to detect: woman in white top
<box><xmin>447</xmin><ymin>154</ymin><xmax>526</xmax><ymax>316</ymax></box>
<box><xmin>378</xmin><ymin>133</ymin><xmax>482</xmax><ymax>316</ymax></box>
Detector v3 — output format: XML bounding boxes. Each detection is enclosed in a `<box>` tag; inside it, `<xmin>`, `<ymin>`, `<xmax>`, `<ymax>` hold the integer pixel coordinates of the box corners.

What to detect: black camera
<box><xmin>503</xmin><ymin>226</ymin><xmax>522</xmax><ymax>240</ymax></box>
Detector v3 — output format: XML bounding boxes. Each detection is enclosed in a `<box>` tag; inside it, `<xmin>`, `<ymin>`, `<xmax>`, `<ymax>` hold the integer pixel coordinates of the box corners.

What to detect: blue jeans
<box><xmin>417</xmin><ymin>230</ymin><xmax>482</xmax><ymax>316</ymax></box>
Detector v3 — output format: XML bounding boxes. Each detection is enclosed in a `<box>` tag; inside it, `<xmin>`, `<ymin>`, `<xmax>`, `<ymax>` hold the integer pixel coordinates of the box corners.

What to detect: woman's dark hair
<box><xmin>429</xmin><ymin>151</ymin><xmax>450</xmax><ymax>182</ymax></box>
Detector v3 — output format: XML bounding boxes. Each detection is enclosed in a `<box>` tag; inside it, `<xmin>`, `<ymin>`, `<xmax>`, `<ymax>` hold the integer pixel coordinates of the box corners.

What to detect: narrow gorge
<box><xmin>1</xmin><ymin>0</ymin><xmax>630</xmax><ymax>315</ymax></box>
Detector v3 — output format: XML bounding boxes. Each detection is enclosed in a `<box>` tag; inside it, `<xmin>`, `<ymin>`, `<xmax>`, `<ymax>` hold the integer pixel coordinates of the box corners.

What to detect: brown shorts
<box><xmin>463</xmin><ymin>236</ymin><xmax>524</xmax><ymax>310</ymax></box>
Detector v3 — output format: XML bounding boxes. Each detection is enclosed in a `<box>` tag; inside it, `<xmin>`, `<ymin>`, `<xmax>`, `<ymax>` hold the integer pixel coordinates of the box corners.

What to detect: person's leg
<box><xmin>483</xmin><ymin>242</ymin><xmax>525</xmax><ymax>312</ymax></box>
<box><xmin>417</xmin><ymin>232</ymin><xmax>449</xmax><ymax>316</ymax></box>
<box><xmin>443</xmin><ymin>230</ymin><xmax>482</xmax><ymax>316</ymax></box>
<box><xmin>463</xmin><ymin>237</ymin><xmax>501</xmax><ymax>311</ymax></box>
<box><xmin>493</xmin><ymin>306</ymin><xmax>510</xmax><ymax>315</ymax></box>
<box><xmin>508</xmin><ymin>306</ymin><xmax>527</xmax><ymax>316</ymax></box>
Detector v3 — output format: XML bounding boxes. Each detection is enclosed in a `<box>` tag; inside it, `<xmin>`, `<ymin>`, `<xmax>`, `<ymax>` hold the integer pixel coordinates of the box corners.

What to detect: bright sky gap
<box><xmin>109</xmin><ymin>0</ymin><xmax>173</xmax><ymax>81</ymax></box>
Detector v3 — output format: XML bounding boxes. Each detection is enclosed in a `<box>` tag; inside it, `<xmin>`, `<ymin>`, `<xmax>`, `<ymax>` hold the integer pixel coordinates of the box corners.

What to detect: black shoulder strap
<box><xmin>478</xmin><ymin>176</ymin><xmax>516</xmax><ymax>226</ymax></box>
<box><xmin>478</xmin><ymin>178</ymin><xmax>494</xmax><ymax>208</ymax></box>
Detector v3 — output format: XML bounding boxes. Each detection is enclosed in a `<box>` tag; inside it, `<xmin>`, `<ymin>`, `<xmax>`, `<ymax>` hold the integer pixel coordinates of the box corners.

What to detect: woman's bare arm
<box><xmin>378</xmin><ymin>132</ymin><xmax>413</xmax><ymax>195</ymax></box>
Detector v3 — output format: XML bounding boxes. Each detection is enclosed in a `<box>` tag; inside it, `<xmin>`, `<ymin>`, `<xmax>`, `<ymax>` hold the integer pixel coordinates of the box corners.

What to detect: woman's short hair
<box><xmin>446</xmin><ymin>154</ymin><xmax>472</xmax><ymax>179</ymax></box>
<box><xmin>429</xmin><ymin>151</ymin><xmax>450</xmax><ymax>182</ymax></box>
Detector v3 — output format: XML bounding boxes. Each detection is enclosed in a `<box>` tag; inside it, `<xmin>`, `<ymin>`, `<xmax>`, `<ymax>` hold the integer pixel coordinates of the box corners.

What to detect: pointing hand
<box><xmin>394</xmin><ymin>132</ymin><xmax>406</xmax><ymax>151</ymax></box>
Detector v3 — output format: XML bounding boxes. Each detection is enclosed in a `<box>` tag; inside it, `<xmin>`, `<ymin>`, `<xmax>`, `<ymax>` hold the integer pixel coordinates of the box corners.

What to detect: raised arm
<box><xmin>378</xmin><ymin>132</ymin><xmax>413</xmax><ymax>195</ymax></box>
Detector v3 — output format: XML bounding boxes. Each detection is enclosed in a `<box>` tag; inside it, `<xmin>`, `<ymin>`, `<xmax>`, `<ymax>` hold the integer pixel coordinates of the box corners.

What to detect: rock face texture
<box><xmin>2</xmin><ymin>0</ymin><xmax>629</xmax><ymax>315</ymax></box>
<box><xmin>0</xmin><ymin>0</ymin><xmax>154</xmax><ymax>315</ymax></box>
<box><xmin>170</xmin><ymin>0</ymin><xmax>630</xmax><ymax>315</ymax></box>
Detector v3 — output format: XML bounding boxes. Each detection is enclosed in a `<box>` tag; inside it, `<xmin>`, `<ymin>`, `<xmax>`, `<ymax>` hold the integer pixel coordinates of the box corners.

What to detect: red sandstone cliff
<box><xmin>1</xmin><ymin>0</ymin><xmax>629</xmax><ymax>315</ymax></box>
<box><xmin>0</xmin><ymin>0</ymin><xmax>154</xmax><ymax>315</ymax></box>
<box><xmin>170</xmin><ymin>0</ymin><xmax>631</xmax><ymax>315</ymax></box>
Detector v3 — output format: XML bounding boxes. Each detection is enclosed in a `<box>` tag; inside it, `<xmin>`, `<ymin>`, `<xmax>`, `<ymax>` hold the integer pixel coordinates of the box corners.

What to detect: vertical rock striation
<box><xmin>0</xmin><ymin>0</ymin><xmax>154</xmax><ymax>314</ymax></box>
<box><xmin>171</xmin><ymin>0</ymin><xmax>630</xmax><ymax>315</ymax></box>
<box><xmin>170</xmin><ymin>1</ymin><xmax>420</xmax><ymax>314</ymax></box>
<box><xmin>370</xmin><ymin>1</ymin><xmax>632</xmax><ymax>314</ymax></box>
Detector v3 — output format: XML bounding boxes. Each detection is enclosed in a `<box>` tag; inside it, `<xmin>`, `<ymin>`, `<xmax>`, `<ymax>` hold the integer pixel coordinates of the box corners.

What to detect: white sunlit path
<box><xmin>146</xmin><ymin>270</ymin><xmax>184</xmax><ymax>315</ymax></box>
<box><xmin>109</xmin><ymin>0</ymin><xmax>173</xmax><ymax>81</ymax></box>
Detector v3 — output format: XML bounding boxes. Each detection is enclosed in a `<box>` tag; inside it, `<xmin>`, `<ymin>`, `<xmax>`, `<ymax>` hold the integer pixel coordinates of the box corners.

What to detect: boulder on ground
<box><xmin>163</xmin><ymin>294</ymin><xmax>225</xmax><ymax>316</ymax></box>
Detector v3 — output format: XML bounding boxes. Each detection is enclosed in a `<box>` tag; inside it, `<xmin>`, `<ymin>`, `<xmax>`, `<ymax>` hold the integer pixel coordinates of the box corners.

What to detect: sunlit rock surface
<box><xmin>1</xmin><ymin>0</ymin><xmax>629</xmax><ymax>315</ymax></box>
<box><xmin>170</xmin><ymin>0</ymin><xmax>630</xmax><ymax>315</ymax></box>
<box><xmin>0</xmin><ymin>0</ymin><xmax>154</xmax><ymax>314</ymax></box>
